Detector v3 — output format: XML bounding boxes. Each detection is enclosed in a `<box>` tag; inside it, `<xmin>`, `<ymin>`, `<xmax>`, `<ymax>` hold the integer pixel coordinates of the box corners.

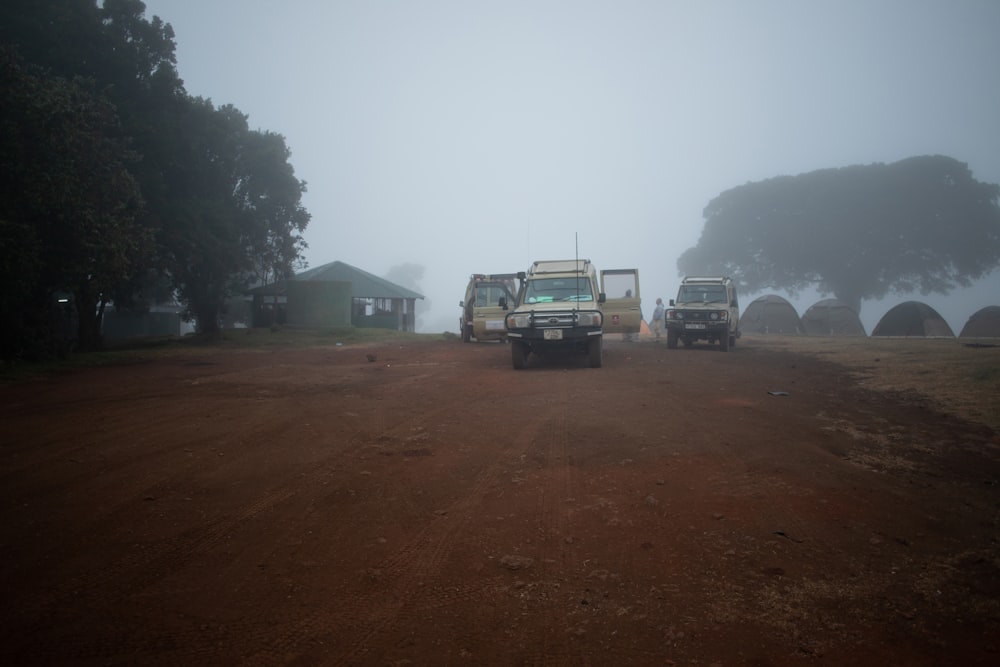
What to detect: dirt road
<box><xmin>2</xmin><ymin>337</ymin><xmax>998</xmax><ymax>665</ymax></box>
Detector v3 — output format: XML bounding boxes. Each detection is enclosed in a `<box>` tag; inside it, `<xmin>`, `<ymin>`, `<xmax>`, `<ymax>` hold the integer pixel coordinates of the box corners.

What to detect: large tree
<box><xmin>159</xmin><ymin>102</ymin><xmax>310</xmax><ymax>334</ymax></box>
<box><xmin>155</xmin><ymin>100</ymin><xmax>247</xmax><ymax>334</ymax></box>
<box><xmin>1</xmin><ymin>0</ymin><xmax>179</xmax><ymax>350</ymax></box>
<box><xmin>1</xmin><ymin>0</ymin><xmax>311</xmax><ymax>343</ymax></box>
<box><xmin>678</xmin><ymin>155</ymin><xmax>1000</xmax><ymax>314</ymax></box>
<box><xmin>0</xmin><ymin>47</ymin><xmax>150</xmax><ymax>356</ymax></box>
<box><xmin>236</xmin><ymin>130</ymin><xmax>311</xmax><ymax>291</ymax></box>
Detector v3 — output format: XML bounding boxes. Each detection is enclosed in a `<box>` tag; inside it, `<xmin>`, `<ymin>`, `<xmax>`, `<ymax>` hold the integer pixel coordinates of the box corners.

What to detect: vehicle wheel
<box><xmin>720</xmin><ymin>332</ymin><xmax>730</xmax><ymax>351</ymax></box>
<box><xmin>729</xmin><ymin>334</ymin><xmax>736</xmax><ymax>348</ymax></box>
<box><xmin>587</xmin><ymin>336</ymin><xmax>603</xmax><ymax>368</ymax></box>
<box><xmin>462</xmin><ymin>323</ymin><xmax>471</xmax><ymax>343</ymax></box>
<box><xmin>667</xmin><ymin>329</ymin><xmax>678</xmax><ymax>349</ymax></box>
<box><xmin>511</xmin><ymin>340</ymin><xmax>529</xmax><ymax>369</ymax></box>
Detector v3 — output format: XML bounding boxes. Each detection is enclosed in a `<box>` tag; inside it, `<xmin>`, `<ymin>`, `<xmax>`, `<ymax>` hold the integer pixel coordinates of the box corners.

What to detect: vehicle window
<box><xmin>603</xmin><ymin>272</ymin><xmax>637</xmax><ymax>298</ymax></box>
<box><xmin>475</xmin><ymin>283</ymin><xmax>513</xmax><ymax>307</ymax></box>
<box><xmin>524</xmin><ymin>278</ymin><xmax>594</xmax><ymax>303</ymax></box>
<box><xmin>679</xmin><ymin>286</ymin><xmax>727</xmax><ymax>303</ymax></box>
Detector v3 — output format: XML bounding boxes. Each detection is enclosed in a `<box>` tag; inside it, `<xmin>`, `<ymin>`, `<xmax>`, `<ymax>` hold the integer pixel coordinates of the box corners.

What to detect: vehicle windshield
<box><xmin>678</xmin><ymin>286</ymin><xmax>728</xmax><ymax>304</ymax></box>
<box><xmin>524</xmin><ymin>277</ymin><xmax>594</xmax><ymax>303</ymax></box>
<box><xmin>474</xmin><ymin>283</ymin><xmax>514</xmax><ymax>307</ymax></box>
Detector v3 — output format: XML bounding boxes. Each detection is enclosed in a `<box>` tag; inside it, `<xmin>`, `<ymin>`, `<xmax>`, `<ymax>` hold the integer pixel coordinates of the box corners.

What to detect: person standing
<box><xmin>652</xmin><ymin>297</ymin><xmax>665</xmax><ymax>341</ymax></box>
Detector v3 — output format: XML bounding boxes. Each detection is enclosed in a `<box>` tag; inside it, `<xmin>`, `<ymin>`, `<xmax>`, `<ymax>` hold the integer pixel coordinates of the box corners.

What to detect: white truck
<box><xmin>502</xmin><ymin>259</ymin><xmax>641</xmax><ymax>369</ymax></box>
<box><xmin>664</xmin><ymin>276</ymin><xmax>740</xmax><ymax>351</ymax></box>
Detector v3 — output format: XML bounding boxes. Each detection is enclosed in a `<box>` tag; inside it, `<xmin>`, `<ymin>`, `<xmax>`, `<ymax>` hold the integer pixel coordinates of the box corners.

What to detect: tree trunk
<box><xmin>834</xmin><ymin>292</ymin><xmax>863</xmax><ymax>317</ymax></box>
<box><xmin>74</xmin><ymin>282</ymin><xmax>104</xmax><ymax>353</ymax></box>
<box><xmin>194</xmin><ymin>301</ymin><xmax>221</xmax><ymax>336</ymax></box>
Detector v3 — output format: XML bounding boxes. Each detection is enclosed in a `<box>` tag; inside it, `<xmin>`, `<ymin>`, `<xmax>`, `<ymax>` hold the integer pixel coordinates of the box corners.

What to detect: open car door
<box><xmin>471</xmin><ymin>275</ymin><xmax>517</xmax><ymax>340</ymax></box>
<box><xmin>600</xmin><ymin>269</ymin><xmax>642</xmax><ymax>334</ymax></box>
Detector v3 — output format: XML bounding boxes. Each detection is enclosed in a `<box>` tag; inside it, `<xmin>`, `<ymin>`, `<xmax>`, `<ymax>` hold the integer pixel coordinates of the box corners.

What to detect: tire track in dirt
<box><xmin>9</xmin><ymin>340</ymin><xmax>994</xmax><ymax>664</ymax></box>
<box><xmin>516</xmin><ymin>378</ymin><xmax>587</xmax><ymax>665</ymax></box>
<box><xmin>3</xmin><ymin>485</ymin><xmax>300</xmax><ymax>663</ymax></box>
<box><xmin>3</xmin><ymin>360</ymin><xmax>436</xmax><ymax>662</ymax></box>
<box><xmin>679</xmin><ymin>396</ymin><xmax>890</xmax><ymax>658</ymax></box>
<box><xmin>242</xmin><ymin>404</ymin><xmax>550</xmax><ymax>666</ymax></box>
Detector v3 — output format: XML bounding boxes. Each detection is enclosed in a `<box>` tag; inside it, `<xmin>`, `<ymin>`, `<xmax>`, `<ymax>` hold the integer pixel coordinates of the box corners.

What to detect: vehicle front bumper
<box><xmin>506</xmin><ymin>327</ymin><xmax>602</xmax><ymax>342</ymax></box>
<box><xmin>665</xmin><ymin>320</ymin><xmax>730</xmax><ymax>335</ymax></box>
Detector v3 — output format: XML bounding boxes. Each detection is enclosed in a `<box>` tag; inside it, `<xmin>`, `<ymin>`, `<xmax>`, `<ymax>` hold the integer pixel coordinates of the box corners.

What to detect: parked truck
<box><xmin>459</xmin><ymin>273</ymin><xmax>518</xmax><ymax>342</ymax></box>
<box><xmin>503</xmin><ymin>259</ymin><xmax>641</xmax><ymax>369</ymax></box>
<box><xmin>665</xmin><ymin>276</ymin><xmax>740</xmax><ymax>351</ymax></box>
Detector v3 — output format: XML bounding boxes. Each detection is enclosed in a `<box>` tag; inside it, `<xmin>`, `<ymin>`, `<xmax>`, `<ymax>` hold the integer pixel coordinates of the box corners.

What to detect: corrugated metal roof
<box><xmin>295</xmin><ymin>261</ymin><xmax>424</xmax><ymax>300</ymax></box>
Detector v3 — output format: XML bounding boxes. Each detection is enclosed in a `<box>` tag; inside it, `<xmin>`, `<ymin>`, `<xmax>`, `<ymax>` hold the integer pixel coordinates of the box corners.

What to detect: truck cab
<box><xmin>665</xmin><ymin>276</ymin><xmax>740</xmax><ymax>351</ymax></box>
<box><xmin>504</xmin><ymin>259</ymin><xmax>640</xmax><ymax>368</ymax></box>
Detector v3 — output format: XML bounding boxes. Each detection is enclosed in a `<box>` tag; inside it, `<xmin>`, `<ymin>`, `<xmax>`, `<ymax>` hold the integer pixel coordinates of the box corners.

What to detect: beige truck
<box><xmin>459</xmin><ymin>273</ymin><xmax>518</xmax><ymax>342</ymax></box>
<box><xmin>503</xmin><ymin>259</ymin><xmax>641</xmax><ymax>368</ymax></box>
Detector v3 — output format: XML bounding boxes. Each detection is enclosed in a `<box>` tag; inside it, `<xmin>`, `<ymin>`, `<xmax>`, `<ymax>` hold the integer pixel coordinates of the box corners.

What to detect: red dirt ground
<box><xmin>2</xmin><ymin>337</ymin><xmax>999</xmax><ymax>666</ymax></box>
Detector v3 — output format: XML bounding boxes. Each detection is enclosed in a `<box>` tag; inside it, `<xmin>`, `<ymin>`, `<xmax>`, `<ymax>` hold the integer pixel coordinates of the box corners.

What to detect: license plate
<box><xmin>543</xmin><ymin>329</ymin><xmax>563</xmax><ymax>340</ymax></box>
<box><xmin>685</xmin><ymin>323</ymin><xmax>706</xmax><ymax>330</ymax></box>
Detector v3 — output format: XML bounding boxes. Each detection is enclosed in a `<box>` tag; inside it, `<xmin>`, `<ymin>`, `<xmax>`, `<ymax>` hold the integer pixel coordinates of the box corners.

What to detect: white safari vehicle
<box><xmin>503</xmin><ymin>259</ymin><xmax>641</xmax><ymax>368</ymax></box>
<box><xmin>665</xmin><ymin>276</ymin><xmax>740</xmax><ymax>351</ymax></box>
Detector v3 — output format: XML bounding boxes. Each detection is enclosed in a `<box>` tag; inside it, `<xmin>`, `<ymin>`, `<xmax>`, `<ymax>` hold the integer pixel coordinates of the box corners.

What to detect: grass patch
<box><xmin>1</xmin><ymin>326</ymin><xmax>457</xmax><ymax>383</ymax></box>
<box><xmin>746</xmin><ymin>334</ymin><xmax>1000</xmax><ymax>431</ymax></box>
<box><xmin>157</xmin><ymin>325</ymin><xmax>454</xmax><ymax>350</ymax></box>
<box><xmin>969</xmin><ymin>366</ymin><xmax>999</xmax><ymax>382</ymax></box>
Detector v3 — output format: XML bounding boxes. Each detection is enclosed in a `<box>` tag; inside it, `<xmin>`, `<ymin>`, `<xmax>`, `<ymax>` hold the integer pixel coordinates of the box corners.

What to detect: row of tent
<box><xmin>738</xmin><ymin>296</ymin><xmax>1000</xmax><ymax>338</ymax></box>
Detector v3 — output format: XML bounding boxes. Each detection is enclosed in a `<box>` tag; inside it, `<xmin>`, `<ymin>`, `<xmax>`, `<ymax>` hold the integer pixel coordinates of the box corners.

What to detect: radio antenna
<box><xmin>575</xmin><ymin>232</ymin><xmax>580</xmax><ymax>300</ymax></box>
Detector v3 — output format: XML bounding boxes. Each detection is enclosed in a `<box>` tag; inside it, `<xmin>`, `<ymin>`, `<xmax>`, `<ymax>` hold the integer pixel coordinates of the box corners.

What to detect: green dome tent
<box><xmin>802</xmin><ymin>299</ymin><xmax>867</xmax><ymax>336</ymax></box>
<box><xmin>959</xmin><ymin>305</ymin><xmax>1000</xmax><ymax>338</ymax></box>
<box><xmin>739</xmin><ymin>294</ymin><xmax>803</xmax><ymax>334</ymax></box>
<box><xmin>871</xmin><ymin>301</ymin><xmax>954</xmax><ymax>337</ymax></box>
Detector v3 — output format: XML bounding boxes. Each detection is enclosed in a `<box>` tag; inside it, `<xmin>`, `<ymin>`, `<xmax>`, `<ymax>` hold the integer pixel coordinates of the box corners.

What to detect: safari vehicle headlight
<box><xmin>506</xmin><ymin>313</ymin><xmax>531</xmax><ymax>328</ymax></box>
<box><xmin>577</xmin><ymin>311</ymin><xmax>602</xmax><ymax>327</ymax></box>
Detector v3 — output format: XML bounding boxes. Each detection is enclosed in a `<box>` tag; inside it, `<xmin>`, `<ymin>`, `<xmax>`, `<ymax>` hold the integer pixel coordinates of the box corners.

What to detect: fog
<box><xmin>143</xmin><ymin>0</ymin><xmax>1000</xmax><ymax>335</ymax></box>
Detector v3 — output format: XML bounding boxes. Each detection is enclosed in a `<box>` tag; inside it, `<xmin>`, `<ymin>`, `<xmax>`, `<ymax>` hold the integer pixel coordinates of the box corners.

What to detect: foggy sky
<box><xmin>142</xmin><ymin>0</ymin><xmax>1000</xmax><ymax>334</ymax></box>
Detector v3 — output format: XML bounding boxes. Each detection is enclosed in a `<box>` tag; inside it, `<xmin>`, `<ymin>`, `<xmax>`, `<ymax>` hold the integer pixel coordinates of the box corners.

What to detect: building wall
<box><xmin>286</xmin><ymin>281</ymin><xmax>352</xmax><ymax>327</ymax></box>
<box><xmin>352</xmin><ymin>296</ymin><xmax>418</xmax><ymax>331</ymax></box>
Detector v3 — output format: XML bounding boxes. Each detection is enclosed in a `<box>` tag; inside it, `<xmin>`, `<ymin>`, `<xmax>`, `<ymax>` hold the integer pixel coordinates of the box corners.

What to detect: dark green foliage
<box><xmin>1</xmin><ymin>47</ymin><xmax>148</xmax><ymax>356</ymax></box>
<box><xmin>679</xmin><ymin>156</ymin><xmax>1000</xmax><ymax>315</ymax></box>
<box><xmin>0</xmin><ymin>1</ymin><xmax>310</xmax><ymax>356</ymax></box>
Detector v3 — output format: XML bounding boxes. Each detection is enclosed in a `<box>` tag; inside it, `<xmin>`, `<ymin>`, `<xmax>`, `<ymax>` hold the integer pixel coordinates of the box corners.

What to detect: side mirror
<box><xmin>669</xmin><ymin>299</ymin><xmax>675</xmax><ymax>306</ymax></box>
<box><xmin>498</xmin><ymin>297</ymin><xmax>507</xmax><ymax>310</ymax></box>
<box><xmin>598</xmin><ymin>292</ymin><xmax>607</xmax><ymax>304</ymax></box>
<box><xmin>459</xmin><ymin>300</ymin><xmax>464</xmax><ymax>308</ymax></box>
<box><xmin>516</xmin><ymin>271</ymin><xmax>526</xmax><ymax>280</ymax></box>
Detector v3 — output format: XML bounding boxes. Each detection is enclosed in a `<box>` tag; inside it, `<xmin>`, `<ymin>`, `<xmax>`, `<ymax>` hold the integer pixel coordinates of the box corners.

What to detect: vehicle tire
<box><xmin>511</xmin><ymin>340</ymin><xmax>529</xmax><ymax>369</ymax></box>
<box><xmin>729</xmin><ymin>334</ymin><xmax>736</xmax><ymax>348</ymax></box>
<box><xmin>719</xmin><ymin>332</ymin><xmax>730</xmax><ymax>351</ymax></box>
<box><xmin>587</xmin><ymin>336</ymin><xmax>603</xmax><ymax>368</ymax></box>
<box><xmin>462</xmin><ymin>323</ymin><xmax>471</xmax><ymax>343</ymax></box>
<box><xmin>667</xmin><ymin>329</ymin><xmax>678</xmax><ymax>349</ymax></box>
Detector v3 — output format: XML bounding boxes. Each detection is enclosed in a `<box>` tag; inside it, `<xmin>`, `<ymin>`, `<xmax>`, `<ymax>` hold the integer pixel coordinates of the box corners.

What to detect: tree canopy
<box><xmin>1</xmin><ymin>46</ymin><xmax>149</xmax><ymax>355</ymax></box>
<box><xmin>0</xmin><ymin>0</ymin><xmax>310</xmax><ymax>357</ymax></box>
<box><xmin>678</xmin><ymin>155</ymin><xmax>1000</xmax><ymax>315</ymax></box>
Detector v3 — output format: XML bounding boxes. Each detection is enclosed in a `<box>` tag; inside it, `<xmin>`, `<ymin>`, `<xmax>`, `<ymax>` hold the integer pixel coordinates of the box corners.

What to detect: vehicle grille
<box><xmin>674</xmin><ymin>310</ymin><xmax>725</xmax><ymax>321</ymax></box>
<box><xmin>529</xmin><ymin>310</ymin><xmax>584</xmax><ymax>327</ymax></box>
